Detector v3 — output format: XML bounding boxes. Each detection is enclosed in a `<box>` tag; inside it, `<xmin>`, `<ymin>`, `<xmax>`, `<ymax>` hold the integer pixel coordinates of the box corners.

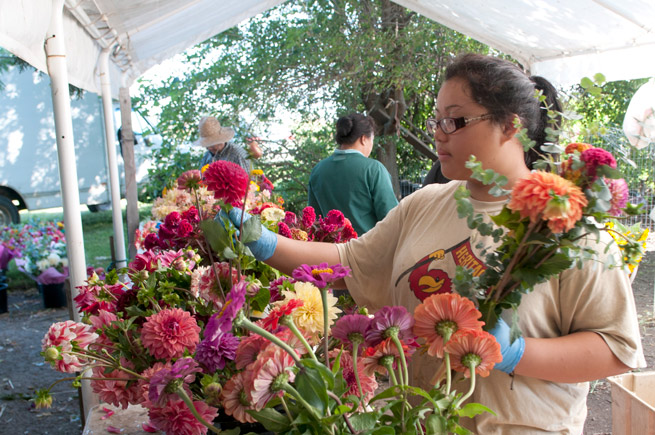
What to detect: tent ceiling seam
<box><xmin>592</xmin><ymin>0</ymin><xmax>654</xmax><ymax>33</ymax></box>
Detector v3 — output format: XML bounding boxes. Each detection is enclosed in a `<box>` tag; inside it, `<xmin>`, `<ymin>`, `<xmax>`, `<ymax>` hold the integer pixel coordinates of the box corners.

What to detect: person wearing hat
<box><xmin>196</xmin><ymin>116</ymin><xmax>262</xmax><ymax>171</ymax></box>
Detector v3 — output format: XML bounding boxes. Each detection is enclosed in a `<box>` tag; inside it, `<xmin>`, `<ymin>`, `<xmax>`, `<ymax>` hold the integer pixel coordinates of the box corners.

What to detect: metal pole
<box><xmin>98</xmin><ymin>47</ymin><xmax>127</xmax><ymax>269</ymax></box>
<box><xmin>45</xmin><ymin>0</ymin><xmax>95</xmax><ymax>418</ymax></box>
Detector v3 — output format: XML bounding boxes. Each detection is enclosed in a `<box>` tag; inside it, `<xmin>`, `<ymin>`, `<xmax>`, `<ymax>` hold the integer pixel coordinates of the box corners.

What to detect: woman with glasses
<box><xmin>229</xmin><ymin>53</ymin><xmax>645</xmax><ymax>433</ymax></box>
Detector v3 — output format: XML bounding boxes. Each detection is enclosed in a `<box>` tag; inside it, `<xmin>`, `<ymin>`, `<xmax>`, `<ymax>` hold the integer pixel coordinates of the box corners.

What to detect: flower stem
<box><xmin>237</xmin><ymin>315</ymin><xmax>300</xmax><ymax>363</ymax></box>
<box><xmin>281</xmin><ymin>383</ymin><xmax>323</xmax><ymax>422</ymax></box>
<box><xmin>390</xmin><ymin>335</ymin><xmax>409</xmax><ymax>387</ymax></box>
<box><xmin>326</xmin><ymin>391</ymin><xmax>357</xmax><ymax>434</ymax></box>
<box><xmin>321</xmin><ymin>288</ymin><xmax>330</xmax><ymax>368</ymax></box>
<box><xmin>351</xmin><ymin>343</ymin><xmax>365</xmax><ymax>407</ymax></box>
<box><xmin>382</xmin><ymin>361</ymin><xmax>398</xmax><ymax>387</ymax></box>
<box><xmin>279</xmin><ymin>396</ymin><xmax>294</xmax><ymax>424</ymax></box>
<box><xmin>444</xmin><ymin>352</ymin><xmax>452</xmax><ymax>396</ymax></box>
<box><xmin>282</xmin><ymin>316</ymin><xmax>318</xmax><ymax>362</ymax></box>
<box><xmin>454</xmin><ymin>363</ymin><xmax>477</xmax><ymax>408</ymax></box>
<box><xmin>175</xmin><ymin>387</ymin><xmax>221</xmax><ymax>434</ymax></box>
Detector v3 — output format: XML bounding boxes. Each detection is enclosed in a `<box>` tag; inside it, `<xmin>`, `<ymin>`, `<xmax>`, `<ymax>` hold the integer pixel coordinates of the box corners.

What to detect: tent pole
<box><xmin>98</xmin><ymin>47</ymin><xmax>127</xmax><ymax>269</ymax></box>
<box><xmin>118</xmin><ymin>81</ymin><xmax>139</xmax><ymax>261</ymax></box>
<box><xmin>45</xmin><ymin>0</ymin><xmax>96</xmax><ymax>419</ymax></box>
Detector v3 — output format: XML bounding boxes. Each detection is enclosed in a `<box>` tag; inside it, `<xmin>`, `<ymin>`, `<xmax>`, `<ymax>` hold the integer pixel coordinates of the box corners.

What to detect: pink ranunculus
<box><xmin>141</xmin><ymin>308</ymin><xmax>201</xmax><ymax>360</ymax></box>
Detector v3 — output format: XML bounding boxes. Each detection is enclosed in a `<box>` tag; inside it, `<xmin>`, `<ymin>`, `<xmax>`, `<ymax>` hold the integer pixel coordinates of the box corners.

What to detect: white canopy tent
<box><xmin>1</xmin><ymin>0</ymin><xmax>654</xmax><ymax>418</ymax></box>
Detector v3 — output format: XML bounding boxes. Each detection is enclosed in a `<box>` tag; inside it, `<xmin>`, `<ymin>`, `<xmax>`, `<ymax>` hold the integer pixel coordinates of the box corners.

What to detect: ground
<box><xmin>0</xmin><ymin>252</ymin><xmax>654</xmax><ymax>434</ymax></box>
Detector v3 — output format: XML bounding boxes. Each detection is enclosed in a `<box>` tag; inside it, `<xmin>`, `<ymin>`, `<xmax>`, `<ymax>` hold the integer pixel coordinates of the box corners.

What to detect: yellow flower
<box><xmin>201</xmin><ymin>164</ymin><xmax>210</xmax><ymax>174</ymax></box>
<box><xmin>261</xmin><ymin>207</ymin><xmax>285</xmax><ymax>223</ymax></box>
<box><xmin>279</xmin><ymin>282</ymin><xmax>341</xmax><ymax>343</ymax></box>
<box><xmin>251</xmin><ymin>169</ymin><xmax>264</xmax><ymax>176</ymax></box>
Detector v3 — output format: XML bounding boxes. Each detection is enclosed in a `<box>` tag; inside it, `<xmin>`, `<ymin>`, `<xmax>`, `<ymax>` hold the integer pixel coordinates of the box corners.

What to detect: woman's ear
<box><xmin>501</xmin><ymin>114</ymin><xmax>521</xmax><ymax>141</ymax></box>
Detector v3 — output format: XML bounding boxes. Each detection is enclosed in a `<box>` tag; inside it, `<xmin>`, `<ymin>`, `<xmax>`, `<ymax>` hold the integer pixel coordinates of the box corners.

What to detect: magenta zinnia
<box><xmin>148</xmin><ymin>357</ymin><xmax>201</xmax><ymax>406</ymax></box>
<box><xmin>331</xmin><ymin>313</ymin><xmax>371</xmax><ymax>350</ymax></box>
<box><xmin>365</xmin><ymin>306</ymin><xmax>415</xmax><ymax>346</ymax></box>
<box><xmin>141</xmin><ymin>308</ymin><xmax>201</xmax><ymax>360</ymax></box>
<box><xmin>508</xmin><ymin>171</ymin><xmax>588</xmax><ymax>234</ymax></box>
<box><xmin>203</xmin><ymin>160</ymin><xmax>249</xmax><ymax>206</ymax></box>
<box><xmin>292</xmin><ymin>262</ymin><xmax>351</xmax><ymax>288</ymax></box>
<box><xmin>413</xmin><ymin>293</ymin><xmax>484</xmax><ymax>358</ymax></box>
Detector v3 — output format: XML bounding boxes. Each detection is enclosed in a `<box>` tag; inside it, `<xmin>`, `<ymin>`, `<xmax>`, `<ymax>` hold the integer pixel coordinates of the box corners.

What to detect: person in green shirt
<box><xmin>308</xmin><ymin>113</ymin><xmax>398</xmax><ymax>235</ymax></box>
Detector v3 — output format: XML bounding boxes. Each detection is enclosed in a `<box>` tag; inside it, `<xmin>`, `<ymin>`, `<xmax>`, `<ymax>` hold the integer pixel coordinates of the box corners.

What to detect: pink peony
<box><xmin>607</xmin><ymin>178</ymin><xmax>629</xmax><ymax>216</ymax></box>
<box><xmin>141</xmin><ymin>308</ymin><xmax>200</xmax><ymax>360</ymax></box>
<box><xmin>42</xmin><ymin>320</ymin><xmax>98</xmax><ymax>373</ymax></box>
<box><xmin>149</xmin><ymin>398</ymin><xmax>218</xmax><ymax>435</ymax></box>
<box><xmin>203</xmin><ymin>160</ymin><xmax>249</xmax><ymax>206</ymax></box>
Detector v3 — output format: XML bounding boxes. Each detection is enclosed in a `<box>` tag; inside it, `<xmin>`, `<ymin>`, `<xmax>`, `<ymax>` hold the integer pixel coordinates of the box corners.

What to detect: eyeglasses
<box><xmin>426</xmin><ymin>114</ymin><xmax>493</xmax><ymax>135</ymax></box>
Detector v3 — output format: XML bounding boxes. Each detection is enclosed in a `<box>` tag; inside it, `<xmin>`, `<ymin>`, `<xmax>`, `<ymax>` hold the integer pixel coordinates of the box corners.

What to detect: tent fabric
<box><xmin>1</xmin><ymin>0</ymin><xmax>654</xmax><ymax>98</ymax></box>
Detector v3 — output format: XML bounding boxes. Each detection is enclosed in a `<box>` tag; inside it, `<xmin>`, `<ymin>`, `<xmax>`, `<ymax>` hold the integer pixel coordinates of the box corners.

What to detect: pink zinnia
<box><xmin>581</xmin><ymin>147</ymin><xmax>617</xmax><ymax>180</ymax></box>
<box><xmin>149</xmin><ymin>398</ymin><xmax>218</xmax><ymax>435</ymax></box>
<box><xmin>362</xmin><ymin>338</ymin><xmax>402</xmax><ymax>376</ymax></box>
<box><xmin>221</xmin><ymin>370</ymin><xmax>256</xmax><ymax>423</ymax></box>
<box><xmin>90</xmin><ymin>360</ymin><xmax>140</xmax><ymax>409</ymax></box>
<box><xmin>235</xmin><ymin>334</ymin><xmax>269</xmax><ymax>369</ymax></box>
<box><xmin>444</xmin><ymin>329</ymin><xmax>502</xmax><ymax>378</ymax></box>
<box><xmin>203</xmin><ymin>160</ymin><xmax>249</xmax><ymax>206</ymax></box>
<box><xmin>330</xmin><ymin>350</ymin><xmax>377</xmax><ymax>406</ymax></box>
<box><xmin>607</xmin><ymin>178</ymin><xmax>629</xmax><ymax>216</ymax></box>
<box><xmin>141</xmin><ymin>308</ymin><xmax>200</xmax><ymax>360</ymax></box>
<box><xmin>508</xmin><ymin>171</ymin><xmax>588</xmax><ymax>234</ymax></box>
<box><xmin>248</xmin><ymin>346</ymin><xmax>296</xmax><ymax>411</ymax></box>
<box><xmin>331</xmin><ymin>314</ymin><xmax>371</xmax><ymax>350</ymax></box>
<box><xmin>177</xmin><ymin>169</ymin><xmax>203</xmax><ymax>191</ymax></box>
<box><xmin>42</xmin><ymin>320</ymin><xmax>98</xmax><ymax>373</ymax></box>
<box><xmin>261</xmin><ymin>299</ymin><xmax>304</xmax><ymax>331</ymax></box>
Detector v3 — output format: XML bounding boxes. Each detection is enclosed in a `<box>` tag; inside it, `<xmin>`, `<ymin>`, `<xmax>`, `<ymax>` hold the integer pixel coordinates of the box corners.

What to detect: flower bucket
<box><xmin>38</xmin><ymin>282</ymin><xmax>67</xmax><ymax>309</ymax></box>
<box><xmin>0</xmin><ymin>282</ymin><xmax>7</xmax><ymax>314</ymax></box>
<box><xmin>608</xmin><ymin>372</ymin><xmax>655</xmax><ymax>433</ymax></box>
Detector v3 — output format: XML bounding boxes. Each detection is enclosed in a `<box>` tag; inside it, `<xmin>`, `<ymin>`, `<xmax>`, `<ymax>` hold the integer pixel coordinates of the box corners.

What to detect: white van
<box><xmin>0</xmin><ymin>65</ymin><xmax>156</xmax><ymax>224</ymax></box>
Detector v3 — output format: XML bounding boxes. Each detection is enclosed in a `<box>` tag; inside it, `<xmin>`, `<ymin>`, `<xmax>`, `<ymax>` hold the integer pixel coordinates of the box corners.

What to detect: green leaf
<box><xmin>246</xmin><ymin>408</ymin><xmax>291</xmax><ymax>433</ymax></box>
<box><xmin>199</xmin><ymin>219</ymin><xmax>230</xmax><ymax>255</ymax></box>
<box><xmin>241</xmin><ymin>214</ymin><xmax>263</xmax><ymax>244</ymax></box>
<box><xmin>294</xmin><ymin>366</ymin><xmax>328</xmax><ymax>415</ymax></box>
<box><xmin>250</xmin><ymin>287</ymin><xmax>271</xmax><ymax>313</ymax></box>
<box><xmin>595</xmin><ymin>165</ymin><xmax>624</xmax><ymax>179</ymax></box>
<box><xmin>221</xmin><ymin>247</ymin><xmax>238</xmax><ymax>260</ymax></box>
<box><xmin>371</xmin><ymin>427</ymin><xmax>397</xmax><ymax>435</ymax></box>
<box><xmin>299</xmin><ymin>358</ymin><xmax>335</xmax><ymax>390</ymax></box>
<box><xmin>457</xmin><ymin>402</ymin><xmax>496</xmax><ymax>418</ymax></box>
<box><xmin>425</xmin><ymin>414</ymin><xmax>448</xmax><ymax>434</ymax></box>
<box><xmin>348</xmin><ymin>412</ymin><xmax>379</xmax><ymax>431</ymax></box>
<box><xmin>580</xmin><ymin>77</ymin><xmax>594</xmax><ymax>89</ymax></box>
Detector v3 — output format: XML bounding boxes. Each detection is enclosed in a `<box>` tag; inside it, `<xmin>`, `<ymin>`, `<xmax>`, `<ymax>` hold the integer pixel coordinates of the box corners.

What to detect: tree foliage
<box><xmin>133</xmin><ymin>0</ymin><xmax>490</xmax><ymax>204</ymax></box>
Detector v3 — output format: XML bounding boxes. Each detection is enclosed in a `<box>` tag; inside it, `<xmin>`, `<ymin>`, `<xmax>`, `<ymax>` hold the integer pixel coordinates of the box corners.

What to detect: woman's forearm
<box><xmin>515</xmin><ymin>331</ymin><xmax>630</xmax><ymax>383</ymax></box>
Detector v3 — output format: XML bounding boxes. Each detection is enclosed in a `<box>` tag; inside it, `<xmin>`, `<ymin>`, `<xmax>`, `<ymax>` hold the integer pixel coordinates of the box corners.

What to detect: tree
<box><xmin>133</xmin><ymin>0</ymin><xmax>489</xmax><ymax>203</ymax></box>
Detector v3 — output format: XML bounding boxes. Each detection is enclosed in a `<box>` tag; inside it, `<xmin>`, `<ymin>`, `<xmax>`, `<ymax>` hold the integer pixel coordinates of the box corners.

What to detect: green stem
<box><xmin>390</xmin><ymin>335</ymin><xmax>409</xmax><ymax>387</ymax></box>
<box><xmin>382</xmin><ymin>361</ymin><xmax>398</xmax><ymax>387</ymax></box>
<box><xmin>321</xmin><ymin>288</ymin><xmax>330</xmax><ymax>368</ymax></box>
<box><xmin>281</xmin><ymin>383</ymin><xmax>322</xmax><ymax>422</ymax></box>
<box><xmin>175</xmin><ymin>387</ymin><xmax>221</xmax><ymax>434</ymax></box>
<box><xmin>326</xmin><ymin>391</ymin><xmax>357</xmax><ymax>434</ymax></box>
<box><xmin>281</xmin><ymin>316</ymin><xmax>318</xmax><ymax>362</ymax></box>
<box><xmin>351</xmin><ymin>343</ymin><xmax>365</xmax><ymax>406</ymax></box>
<box><xmin>454</xmin><ymin>363</ymin><xmax>477</xmax><ymax>408</ymax></box>
<box><xmin>237</xmin><ymin>315</ymin><xmax>300</xmax><ymax>363</ymax></box>
<box><xmin>444</xmin><ymin>352</ymin><xmax>452</xmax><ymax>396</ymax></box>
<box><xmin>279</xmin><ymin>396</ymin><xmax>294</xmax><ymax>424</ymax></box>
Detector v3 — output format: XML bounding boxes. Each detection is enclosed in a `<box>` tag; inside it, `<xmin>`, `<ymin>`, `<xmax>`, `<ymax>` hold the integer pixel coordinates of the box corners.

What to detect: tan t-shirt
<box><xmin>336</xmin><ymin>180</ymin><xmax>646</xmax><ymax>434</ymax></box>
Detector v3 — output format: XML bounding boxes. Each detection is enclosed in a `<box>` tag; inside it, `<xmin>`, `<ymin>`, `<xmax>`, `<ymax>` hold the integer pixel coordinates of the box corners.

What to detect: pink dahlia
<box><xmin>42</xmin><ymin>320</ymin><xmax>98</xmax><ymax>373</ymax></box>
<box><xmin>607</xmin><ymin>178</ymin><xmax>629</xmax><ymax>216</ymax></box>
<box><xmin>221</xmin><ymin>370</ymin><xmax>256</xmax><ymax>423</ymax></box>
<box><xmin>508</xmin><ymin>171</ymin><xmax>588</xmax><ymax>234</ymax></box>
<box><xmin>141</xmin><ymin>308</ymin><xmax>200</xmax><ymax>360</ymax></box>
<box><xmin>203</xmin><ymin>160</ymin><xmax>249</xmax><ymax>206</ymax></box>
<box><xmin>90</xmin><ymin>360</ymin><xmax>140</xmax><ymax>409</ymax></box>
<box><xmin>149</xmin><ymin>398</ymin><xmax>218</xmax><ymax>435</ymax></box>
<box><xmin>248</xmin><ymin>346</ymin><xmax>296</xmax><ymax>411</ymax></box>
<box><xmin>148</xmin><ymin>358</ymin><xmax>201</xmax><ymax>406</ymax></box>
<box><xmin>177</xmin><ymin>169</ymin><xmax>203</xmax><ymax>191</ymax></box>
<box><xmin>581</xmin><ymin>147</ymin><xmax>617</xmax><ymax>180</ymax></box>
<box><xmin>135</xmin><ymin>362</ymin><xmax>171</xmax><ymax>406</ymax></box>
<box><xmin>128</xmin><ymin>250</ymin><xmax>158</xmax><ymax>273</ymax></box>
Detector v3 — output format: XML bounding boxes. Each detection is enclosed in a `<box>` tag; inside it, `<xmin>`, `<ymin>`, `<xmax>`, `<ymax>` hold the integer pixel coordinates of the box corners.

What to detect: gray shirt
<box><xmin>199</xmin><ymin>142</ymin><xmax>251</xmax><ymax>172</ymax></box>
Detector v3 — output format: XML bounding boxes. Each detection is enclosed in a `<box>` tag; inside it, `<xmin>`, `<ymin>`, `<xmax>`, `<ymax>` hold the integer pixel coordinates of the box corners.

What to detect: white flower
<box><xmin>47</xmin><ymin>252</ymin><xmax>61</xmax><ymax>266</ymax></box>
<box><xmin>61</xmin><ymin>258</ymin><xmax>68</xmax><ymax>268</ymax></box>
<box><xmin>37</xmin><ymin>259</ymin><xmax>50</xmax><ymax>272</ymax></box>
<box><xmin>261</xmin><ymin>207</ymin><xmax>285</xmax><ymax>223</ymax></box>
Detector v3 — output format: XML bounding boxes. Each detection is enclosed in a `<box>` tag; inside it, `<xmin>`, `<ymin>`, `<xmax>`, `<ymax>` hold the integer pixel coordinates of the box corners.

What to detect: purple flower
<box><xmin>194</xmin><ymin>331</ymin><xmax>240</xmax><ymax>373</ymax></box>
<box><xmin>269</xmin><ymin>276</ymin><xmax>296</xmax><ymax>302</ymax></box>
<box><xmin>291</xmin><ymin>263</ymin><xmax>351</xmax><ymax>289</ymax></box>
<box><xmin>205</xmin><ymin>280</ymin><xmax>247</xmax><ymax>337</ymax></box>
<box><xmin>365</xmin><ymin>306</ymin><xmax>415</xmax><ymax>346</ymax></box>
<box><xmin>331</xmin><ymin>314</ymin><xmax>371</xmax><ymax>349</ymax></box>
<box><xmin>148</xmin><ymin>358</ymin><xmax>201</xmax><ymax>406</ymax></box>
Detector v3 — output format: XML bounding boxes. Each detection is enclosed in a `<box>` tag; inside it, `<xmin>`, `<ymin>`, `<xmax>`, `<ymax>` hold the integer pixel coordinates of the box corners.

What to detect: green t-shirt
<box><xmin>308</xmin><ymin>149</ymin><xmax>398</xmax><ymax>235</ymax></box>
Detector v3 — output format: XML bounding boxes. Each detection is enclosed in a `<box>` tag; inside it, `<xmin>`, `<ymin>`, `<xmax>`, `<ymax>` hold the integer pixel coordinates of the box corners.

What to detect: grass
<box><xmin>5</xmin><ymin>201</ymin><xmax>153</xmax><ymax>290</ymax></box>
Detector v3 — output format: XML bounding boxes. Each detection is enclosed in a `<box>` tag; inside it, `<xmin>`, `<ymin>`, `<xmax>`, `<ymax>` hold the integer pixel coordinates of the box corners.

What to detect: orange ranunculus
<box><xmin>444</xmin><ymin>329</ymin><xmax>502</xmax><ymax>378</ymax></box>
<box><xmin>413</xmin><ymin>293</ymin><xmax>484</xmax><ymax>358</ymax></box>
<box><xmin>508</xmin><ymin>171</ymin><xmax>587</xmax><ymax>234</ymax></box>
<box><xmin>564</xmin><ymin>142</ymin><xmax>593</xmax><ymax>154</ymax></box>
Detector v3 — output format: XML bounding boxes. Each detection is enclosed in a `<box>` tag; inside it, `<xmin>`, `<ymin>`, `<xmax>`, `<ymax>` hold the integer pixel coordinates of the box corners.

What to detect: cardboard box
<box><xmin>607</xmin><ymin>372</ymin><xmax>655</xmax><ymax>434</ymax></box>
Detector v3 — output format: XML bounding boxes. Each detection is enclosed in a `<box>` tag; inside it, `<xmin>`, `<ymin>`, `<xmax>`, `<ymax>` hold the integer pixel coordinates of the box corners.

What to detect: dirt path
<box><xmin>0</xmin><ymin>251</ymin><xmax>653</xmax><ymax>435</ymax></box>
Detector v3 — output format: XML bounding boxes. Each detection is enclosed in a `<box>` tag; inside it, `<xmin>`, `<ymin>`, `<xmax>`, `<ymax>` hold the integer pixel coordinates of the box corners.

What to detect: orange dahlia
<box><xmin>508</xmin><ymin>171</ymin><xmax>587</xmax><ymax>234</ymax></box>
<box><xmin>444</xmin><ymin>329</ymin><xmax>502</xmax><ymax>378</ymax></box>
<box><xmin>413</xmin><ymin>293</ymin><xmax>484</xmax><ymax>358</ymax></box>
<box><xmin>564</xmin><ymin>142</ymin><xmax>593</xmax><ymax>154</ymax></box>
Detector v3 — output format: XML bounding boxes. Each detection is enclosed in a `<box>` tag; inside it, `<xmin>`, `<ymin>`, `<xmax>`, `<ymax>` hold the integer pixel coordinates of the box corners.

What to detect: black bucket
<box><xmin>0</xmin><ymin>282</ymin><xmax>8</xmax><ymax>314</ymax></box>
<box><xmin>38</xmin><ymin>283</ymin><xmax>68</xmax><ymax>309</ymax></box>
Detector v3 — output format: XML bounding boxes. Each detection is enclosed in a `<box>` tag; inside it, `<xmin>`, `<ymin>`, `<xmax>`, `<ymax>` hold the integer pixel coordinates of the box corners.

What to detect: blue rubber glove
<box><xmin>489</xmin><ymin>317</ymin><xmax>525</xmax><ymax>374</ymax></box>
<box><xmin>225</xmin><ymin>208</ymin><xmax>277</xmax><ymax>261</ymax></box>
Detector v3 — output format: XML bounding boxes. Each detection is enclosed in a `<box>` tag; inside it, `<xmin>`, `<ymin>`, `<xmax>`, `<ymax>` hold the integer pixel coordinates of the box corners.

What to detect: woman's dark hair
<box><xmin>445</xmin><ymin>54</ymin><xmax>562</xmax><ymax>169</ymax></box>
<box><xmin>335</xmin><ymin>113</ymin><xmax>376</xmax><ymax>146</ymax></box>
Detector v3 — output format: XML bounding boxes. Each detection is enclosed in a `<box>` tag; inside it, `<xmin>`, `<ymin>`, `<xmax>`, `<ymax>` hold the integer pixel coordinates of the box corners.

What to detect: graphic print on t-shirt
<box><xmin>394</xmin><ymin>238</ymin><xmax>486</xmax><ymax>301</ymax></box>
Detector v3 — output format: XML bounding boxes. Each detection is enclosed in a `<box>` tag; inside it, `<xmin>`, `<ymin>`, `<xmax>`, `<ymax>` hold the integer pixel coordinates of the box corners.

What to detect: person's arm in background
<box><xmin>371</xmin><ymin>163</ymin><xmax>399</xmax><ymax>220</ymax></box>
<box><xmin>246</xmin><ymin>138</ymin><xmax>263</xmax><ymax>159</ymax></box>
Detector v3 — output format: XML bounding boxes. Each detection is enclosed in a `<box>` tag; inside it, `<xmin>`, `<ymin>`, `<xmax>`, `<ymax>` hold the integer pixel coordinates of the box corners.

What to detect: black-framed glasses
<box><xmin>426</xmin><ymin>114</ymin><xmax>493</xmax><ymax>135</ymax></box>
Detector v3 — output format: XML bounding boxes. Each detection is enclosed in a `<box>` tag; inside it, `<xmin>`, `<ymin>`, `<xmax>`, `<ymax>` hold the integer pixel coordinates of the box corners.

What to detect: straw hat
<box><xmin>194</xmin><ymin>116</ymin><xmax>235</xmax><ymax>148</ymax></box>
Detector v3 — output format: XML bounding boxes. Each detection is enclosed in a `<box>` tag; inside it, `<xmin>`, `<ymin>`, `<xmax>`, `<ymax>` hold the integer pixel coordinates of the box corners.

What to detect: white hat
<box><xmin>194</xmin><ymin>116</ymin><xmax>235</xmax><ymax>147</ymax></box>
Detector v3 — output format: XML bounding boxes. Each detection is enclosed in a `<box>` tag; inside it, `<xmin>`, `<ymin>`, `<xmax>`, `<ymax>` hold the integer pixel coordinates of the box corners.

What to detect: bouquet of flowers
<box><xmin>36</xmin><ymin>161</ymin><xmax>503</xmax><ymax>434</ymax></box>
<box><xmin>3</xmin><ymin>220</ymin><xmax>69</xmax><ymax>284</ymax></box>
<box><xmin>454</xmin><ymin>142</ymin><xmax>648</xmax><ymax>331</ymax></box>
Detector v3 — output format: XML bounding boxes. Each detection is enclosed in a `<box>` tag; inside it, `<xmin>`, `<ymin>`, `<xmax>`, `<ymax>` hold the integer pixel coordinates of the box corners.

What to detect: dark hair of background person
<box><xmin>422</xmin><ymin>159</ymin><xmax>451</xmax><ymax>187</ymax></box>
<box><xmin>445</xmin><ymin>54</ymin><xmax>562</xmax><ymax>169</ymax></box>
<box><xmin>335</xmin><ymin>113</ymin><xmax>376</xmax><ymax>146</ymax></box>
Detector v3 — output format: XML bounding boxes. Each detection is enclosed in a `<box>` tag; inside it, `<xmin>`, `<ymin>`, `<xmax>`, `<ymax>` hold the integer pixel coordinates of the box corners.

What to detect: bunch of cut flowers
<box><xmin>36</xmin><ymin>160</ymin><xmax>503</xmax><ymax>434</ymax></box>
<box><xmin>453</xmin><ymin>139</ymin><xmax>648</xmax><ymax>332</ymax></box>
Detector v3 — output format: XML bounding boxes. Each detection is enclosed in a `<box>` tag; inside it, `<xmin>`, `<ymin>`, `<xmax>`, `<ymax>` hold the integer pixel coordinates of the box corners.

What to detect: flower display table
<box><xmin>82</xmin><ymin>404</ymin><xmax>152</xmax><ymax>434</ymax></box>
